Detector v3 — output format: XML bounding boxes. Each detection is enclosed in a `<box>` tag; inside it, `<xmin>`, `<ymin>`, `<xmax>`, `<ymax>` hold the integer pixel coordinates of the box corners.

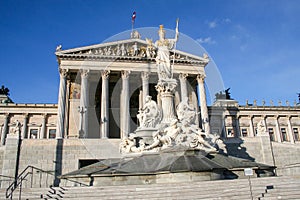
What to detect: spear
<box><xmin>171</xmin><ymin>18</ymin><xmax>179</xmax><ymax>79</ymax></box>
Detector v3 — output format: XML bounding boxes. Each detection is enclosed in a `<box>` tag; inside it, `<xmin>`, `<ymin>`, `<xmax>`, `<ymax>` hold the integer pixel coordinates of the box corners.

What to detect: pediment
<box><xmin>55</xmin><ymin>38</ymin><xmax>209</xmax><ymax>64</ymax></box>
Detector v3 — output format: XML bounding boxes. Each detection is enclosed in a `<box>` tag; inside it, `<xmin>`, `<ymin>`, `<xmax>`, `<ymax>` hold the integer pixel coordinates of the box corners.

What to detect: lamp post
<box><xmin>78</xmin><ymin>106</ymin><xmax>87</xmax><ymax>138</ymax></box>
<box><xmin>14</xmin><ymin>120</ymin><xmax>22</xmax><ymax>188</ymax></box>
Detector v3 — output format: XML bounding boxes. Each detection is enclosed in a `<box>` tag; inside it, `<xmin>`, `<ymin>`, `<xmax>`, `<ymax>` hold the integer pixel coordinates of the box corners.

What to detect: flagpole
<box><xmin>131</xmin><ymin>11</ymin><xmax>136</xmax><ymax>38</ymax></box>
<box><xmin>132</xmin><ymin>21</ymin><xmax>134</xmax><ymax>37</ymax></box>
<box><xmin>171</xmin><ymin>18</ymin><xmax>179</xmax><ymax>79</ymax></box>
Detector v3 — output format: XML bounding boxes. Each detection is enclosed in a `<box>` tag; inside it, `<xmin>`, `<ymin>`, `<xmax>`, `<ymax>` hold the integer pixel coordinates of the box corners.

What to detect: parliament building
<box><xmin>0</xmin><ymin>28</ymin><xmax>300</xmax><ymax>188</ymax></box>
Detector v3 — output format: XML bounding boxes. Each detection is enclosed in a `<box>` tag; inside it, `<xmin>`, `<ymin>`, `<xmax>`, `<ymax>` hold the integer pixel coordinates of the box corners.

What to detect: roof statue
<box><xmin>56</xmin><ymin>44</ymin><xmax>62</xmax><ymax>52</ymax></box>
<box><xmin>130</xmin><ymin>30</ymin><xmax>141</xmax><ymax>39</ymax></box>
<box><xmin>215</xmin><ymin>88</ymin><xmax>232</xmax><ymax>100</ymax></box>
<box><xmin>0</xmin><ymin>85</ymin><xmax>13</xmax><ymax>104</ymax></box>
<box><xmin>0</xmin><ymin>85</ymin><xmax>10</xmax><ymax>96</ymax></box>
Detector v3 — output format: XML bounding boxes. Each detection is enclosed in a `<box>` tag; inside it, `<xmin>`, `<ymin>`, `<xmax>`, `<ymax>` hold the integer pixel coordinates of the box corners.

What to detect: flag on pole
<box><xmin>132</xmin><ymin>11</ymin><xmax>136</xmax><ymax>23</ymax></box>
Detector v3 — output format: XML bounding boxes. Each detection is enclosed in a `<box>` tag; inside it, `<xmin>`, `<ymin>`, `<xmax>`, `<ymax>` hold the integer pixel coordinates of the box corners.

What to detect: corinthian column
<box><xmin>79</xmin><ymin>69</ymin><xmax>90</xmax><ymax>138</ymax></box>
<box><xmin>100</xmin><ymin>70</ymin><xmax>110</xmax><ymax>138</ymax></box>
<box><xmin>56</xmin><ymin>68</ymin><xmax>68</xmax><ymax>139</ymax></box>
<box><xmin>141</xmin><ymin>72</ymin><xmax>150</xmax><ymax>106</ymax></box>
<box><xmin>1</xmin><ymin>113</ymin><xmax>9</xmax><ymax>145</ymax></box>
<box><xmin>120</xmin><ymin>70</ymin><xmax>130</xmax><ymax>138</ymax></box>
<box><xmin>179</xmin><ymin>73</ymin><xmax>188</xmax><ymax>100</ymax></box>
<box><xmin>197</xmin><ymin>74</ymin><xmax>210</xmax><ymax>135</ymax></box>
<box><xmin>64</xmin><ymin>79</ymin><xmax>71</xmax><ymax>137</ymax></box>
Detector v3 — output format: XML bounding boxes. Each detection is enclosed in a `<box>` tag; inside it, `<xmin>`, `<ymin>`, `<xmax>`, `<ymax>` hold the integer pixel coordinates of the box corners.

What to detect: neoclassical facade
<box><xmin>1</xmin><ymin>29</ymin><xmax>300</xmax><ymax>182</ymax></box>
<box><xmin>0</xmin><ymin>31</ymin><xmax>300</xmax><ymax>144</ymax></box>
<box><xmin>210</xmin><ymin>100</ymin><xmax>300</xmax><ymax>143</ymax></box>
<box><xmin>0</xmin><ymin>103</ymin><xmax>57</xmax><ymax>144</ymax></box>
<box><xmin>54</xmin><ymin>36</ymin><xmax>209</xmax><ymax>140</ymax></box>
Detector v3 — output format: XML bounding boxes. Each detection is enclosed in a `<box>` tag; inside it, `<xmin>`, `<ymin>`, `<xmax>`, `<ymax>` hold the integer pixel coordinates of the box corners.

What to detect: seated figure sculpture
<box><xmin>180</xmin><ymin>120</ymin><xmax>217</xmax><ymax>152</ymax></box>
<box><xmin>176</xmin><ymin>97</ymin><xmax>196</xmax><ymax>124</ymax></box>
<box><xmin>256</xmin><ymin>120</ymin><xmax>266</xmax><ymax>135</ymax></box>
<box><xmin>145</xmin><ymin>120</ymin><xmax>181</xmax><ymax>150</ymax></box>
<box><xmin>13</xmin><ymin>120</ymin><xmax>21</xmax><ymax>135</ymax></box>
<box><xmin>137</xmin><ymin>96</ymin><xmax>160</xmax><ymax>128</ymax></box>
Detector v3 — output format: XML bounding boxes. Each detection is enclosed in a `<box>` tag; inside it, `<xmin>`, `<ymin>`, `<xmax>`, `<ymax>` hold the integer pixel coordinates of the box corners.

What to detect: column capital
<box><xmin>197</xmin><ymin>74</ymin><xmax>206</xmax><ymax>82</ymax></box>
<box><xmin>121</xmin><ymin>70</ymin><xmax>131</xmax><ymax>79</ymax></box>
<box><xmin>22</xmin><ymin>113</ymin><xmax>29</xmax><ymax>118</ymax></box>
<box><xmin>4</xmin><ymin>113</ymin><xmax>9</xmax><ymax>118</ymax></box>
<box><xmin>261</xmin><ymin>115</ymin><xmax>267</xmax><ymax>119</ymax></box>
<box><xmin>101</xmin><ymin>70</ymin><xmax>110</xmax><ymax>80</ymax></box>
<box><xmin>80</xmin><ymin>69</ymin><xmax>90</xmax><ymax>79</ymax></box>
<box><xmin>41</xmin><ymin>113</ymin><xmax>48</xmax><ymax>119</ymax></box>
<box><xmin>59</xmin><ymin>68</ymin><xmax>68</xmax><ymax>78</ymax></box>
<box><xmin>141</xmin><ymin>71</ymin><xmax>150</xmax><ymax>80</ymax></box>
<box><xmin>179</xmin><ymin>73</ymin><xmax>188</xmax><ymax>80</ymax></box>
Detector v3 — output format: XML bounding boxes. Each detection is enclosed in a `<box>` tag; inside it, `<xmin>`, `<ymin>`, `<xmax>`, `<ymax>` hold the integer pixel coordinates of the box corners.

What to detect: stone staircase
<box><xmin>0</xmin><ymin>176</ymin><xmax>299</xmax><ymax>200</ymax></box>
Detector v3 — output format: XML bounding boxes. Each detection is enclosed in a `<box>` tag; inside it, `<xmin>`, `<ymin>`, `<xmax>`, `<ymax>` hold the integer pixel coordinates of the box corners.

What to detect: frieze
<box><xmin>55</xmin><ymin>39</ymin><xmax>208</xmax><ymax>65</ymax></box>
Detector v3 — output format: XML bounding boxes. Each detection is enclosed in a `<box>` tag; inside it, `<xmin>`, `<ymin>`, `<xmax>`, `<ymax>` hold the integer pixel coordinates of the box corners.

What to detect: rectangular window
<box><xmin>30</xmin><ymin>129</ymin><xmax>38</xmax><ymax>139</ymax></box>
<box><xmin>268</xmin><ymin>128</ymin><xmax>275</xmax><ymax>141</ymax></box>
<box><xmin>48</xmin><ymin>129</ymin><xmax>56</xmax><ymax>139</ymax></box>
<box><xmin>293</xmin><ymin>128</ymin><xmax>299</xmax><ymax>141</ymax></box>
<box><xmin>227</xmin><ymin>128</ymin><xmax>234</xmax><ymax>137</ymax></box>
<box><xmin>241</xmin><ymin>128</ymin><xmax>248</xmax><ymax>137</ymax></box>
<box><xmin>281</xmin><ymin>128</ymin><xmax>288</xmax><ymax>141</ymax></box>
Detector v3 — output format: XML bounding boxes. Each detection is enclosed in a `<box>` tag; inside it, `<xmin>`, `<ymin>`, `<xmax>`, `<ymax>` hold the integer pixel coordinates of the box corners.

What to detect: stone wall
<box><xmin>1</xmin><ymin>138</ymin><xmax>121</xmax><ymax>188</ymax></box>
<box><xmin>271</xmin><ymin>142</ymin><xmax>300</xmax><ymax>176</ymax></box>
<box><xmin>223</xmin><ymin>135</ymin><xmax>274</xmax><ymax>166</ymax></box>
<box><xmin>0</xmin><ymin>147</ymin><xmax>4</xmax><ymax>175</ymax></box>
<box><xmin>224</xmin><ymin>137</ymin><xmax>300</xmax><ymax>176</ymax></box>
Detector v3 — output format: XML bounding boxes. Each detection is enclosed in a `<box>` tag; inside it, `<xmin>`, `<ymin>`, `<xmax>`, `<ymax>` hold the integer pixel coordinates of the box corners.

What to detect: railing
<box><xmin>5</xmin><ymin>165</ymin><xmax>88</xmax><ymax>200</ymax></box>
<box><xmin>0</xmin><ymin>174</ymin><xmax>14</xmax><ymax>188</ymax></box>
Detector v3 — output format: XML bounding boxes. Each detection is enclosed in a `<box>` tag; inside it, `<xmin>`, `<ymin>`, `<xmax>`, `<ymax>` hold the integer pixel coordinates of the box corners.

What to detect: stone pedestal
<box><xmin>135</xmin><ymin>128</ymin><xmax>158</xmax><ymax>145</ymax></box>
<box><xmin>155</xmin><ymin>79</ymin><xmax>178</xmax><ymax>125</ymax></box>
<box><xmin>160</xmin><ymin>92</ymin><xmax>177</xmax><ymax>124</ymax></box>
<box><xmin>258</xmin><ymin>131</ymin><xmax>275</xmax><ymax>166</ymax></box>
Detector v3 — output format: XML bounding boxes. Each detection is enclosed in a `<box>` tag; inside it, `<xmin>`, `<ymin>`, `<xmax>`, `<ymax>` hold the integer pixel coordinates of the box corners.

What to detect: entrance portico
<box><xmin>55</xmin><ymin>37</ymin><xmax>209</xmax><ymax>139</ymax></box>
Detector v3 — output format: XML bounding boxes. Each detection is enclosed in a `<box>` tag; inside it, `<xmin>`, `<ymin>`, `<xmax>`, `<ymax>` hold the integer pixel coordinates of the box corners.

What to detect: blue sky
<box><xmin>0</xmin><ymin>0</ymin><xmax>299</xmax><ymax>105</ymax></box>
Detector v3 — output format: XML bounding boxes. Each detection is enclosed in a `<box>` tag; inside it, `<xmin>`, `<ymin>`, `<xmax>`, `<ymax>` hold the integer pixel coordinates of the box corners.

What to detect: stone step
<box><xmin>259</xmin><ymin>194</ymin><xmax>300</xmax><ymax>200</ymax></box>
<box><xmin>39</xmin><ymin>191</ymin><xmax>255</xmax><ymax>200</ymax></box>
<box><xmin>1</xmin><ymin>176</ymin><xmax>299</xmax><ymax>200</ymax></box>
<box><xmin>40</xmin><ymin>185</ymin><xmax>266</xmax><ymax>200</ymax></box>
<box><xmin>6</xmin><ymin>186</ymin><xmax>258</xmax><ymax>200</ymax></box>
<box><xmin>267</xmin><ymin>188</ymin><xmax>300</xmax><ymax>193</ymax></box>
<box><xmin>56</xmin><ymin>185</ymin><xmax>264</xmax><ymax>199</ymax></box>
